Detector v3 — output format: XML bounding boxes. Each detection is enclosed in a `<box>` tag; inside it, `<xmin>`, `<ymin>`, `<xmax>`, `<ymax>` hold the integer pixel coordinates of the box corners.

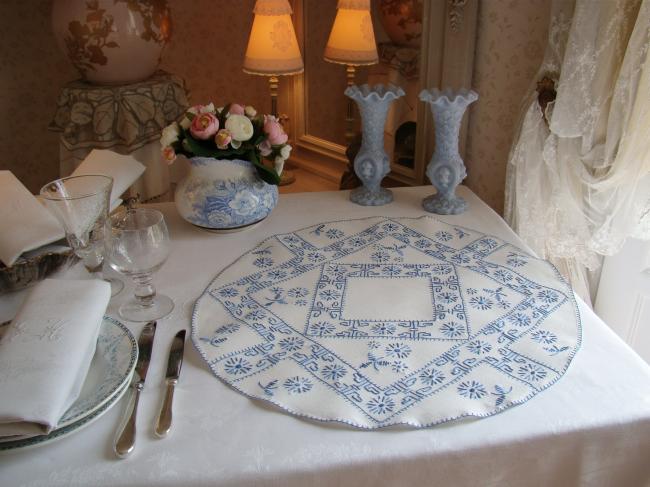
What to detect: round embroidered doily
<box><xmin>192</xmin><ymin>216</ymin><xmax>581</xmax><ymax>428</ymax></box>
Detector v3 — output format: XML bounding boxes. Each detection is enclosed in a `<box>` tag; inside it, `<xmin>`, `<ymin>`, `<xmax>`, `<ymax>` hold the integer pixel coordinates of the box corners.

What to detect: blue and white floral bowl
<box><xmin>175</xmin><ymin>157</ymin><xmax>278</xmax><ymax>230</ymax></box>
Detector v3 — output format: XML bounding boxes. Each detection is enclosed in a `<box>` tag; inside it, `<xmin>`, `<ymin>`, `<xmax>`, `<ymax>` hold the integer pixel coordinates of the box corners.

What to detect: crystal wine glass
<box><xmin>105</xmin><ymin>208</ymin><xmax>174</xmax><ymax>322</ymax></box>
<box><xmin>40</xmin><ymin>174</ymin><xmax>124</xmax><ymax>296</ymax></box>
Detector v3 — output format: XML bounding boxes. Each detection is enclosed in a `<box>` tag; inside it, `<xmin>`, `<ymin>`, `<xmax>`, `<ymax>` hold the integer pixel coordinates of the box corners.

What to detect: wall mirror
<box><xmin>285</xmin><ymin>0</ymin><xmax>478</xmax><ymax>188</ymax></box>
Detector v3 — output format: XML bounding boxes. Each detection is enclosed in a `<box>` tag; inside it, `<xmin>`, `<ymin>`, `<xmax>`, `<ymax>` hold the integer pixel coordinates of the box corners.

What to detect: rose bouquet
<box><xmin>160</xmin><ymin>103</ymin><xmax>291</xmax><ymax>185</ymax></box>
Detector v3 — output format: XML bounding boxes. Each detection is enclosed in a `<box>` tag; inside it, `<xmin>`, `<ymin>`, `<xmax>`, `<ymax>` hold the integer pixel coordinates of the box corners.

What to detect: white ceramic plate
<box><xmin>0</xmin><ymin>316</ymin><xmax>137</xmax><ymax>446</ymax></box>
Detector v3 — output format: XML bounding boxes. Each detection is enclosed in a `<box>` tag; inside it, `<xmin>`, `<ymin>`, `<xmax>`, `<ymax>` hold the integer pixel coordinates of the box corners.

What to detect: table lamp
<box><xmin>324</xmin><ymin>0</ymin><xmax>378</xmax><ymax>146</ymax></box>
<box><xmin>244</xmin><ymin>0</ymin><xmax>304</xmax><ymax>185</ymax></box>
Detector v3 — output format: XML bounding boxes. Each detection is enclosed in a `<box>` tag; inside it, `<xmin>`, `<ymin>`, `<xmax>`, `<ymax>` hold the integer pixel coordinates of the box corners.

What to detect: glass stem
<box><xmin>132</xmin><ymin>273</ymin><xmax>156</xmax><ymax>308</ymax></box>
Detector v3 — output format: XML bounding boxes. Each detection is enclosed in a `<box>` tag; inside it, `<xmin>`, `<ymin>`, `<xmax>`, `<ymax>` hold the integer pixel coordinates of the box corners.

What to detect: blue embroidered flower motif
<box><xmin>451</xmin><ymin>253</ymin><xmax>471</xmax><ymax>265</ymax></box>
<box><xmin>284</xmin><ymin>235</ymin><xmax>300</xmax><ymax>244</ymax></box>
<box><xmin>306</xmin><ymin>252</ymin><xmax>325</xmax><ymax>263</ymax></box>
<box><xmin>435</xmin><ymin>231</ymin><xmax>453</xmax><ymax>242</ymax></box>
<box><xmin>467</xmin><ymin>340</ymin><xmax>492</xmax><ymax>355</ymax></box>
<box><xmin>349</xmin><ymin>236</ymin><xmax>366</xmax><ymax>247</ymax></box>
<box><xmin>430</xmin><ymin>264</ymin><xmax>451</xmax><ymax>275</ymax></box>
<box><xmin>506</xmin><ymin>252</ymin><xmax>527</xmax><ymax>267</ymax></box>
<box><xmin>320</xmin><ymin>289</ymin><xmax>340</xmax><ymax>301</ymax></box>
<box><xmin>309</xmin><ymin>321</ymin><xmax>335</xmax><ymax>336</ymax></box>
<box><xmin>267</xmin><ymin>269</ymin><xmax>288</xmax><ymax>280</ymax></box>
<box><xmin>224</xmin><ymin>357</ymin><xmax>252</xmax><ymax>375</ymax></box>
<box><xmin>326</xmin><ymin>228</ymin><xmax>344</xmax><ymax>239</ymax></box>
<box><xmin>218</xmin><ymin>287</ymin><xmax>239</xmax><ymax>298</ymax></box>
<box><xmin>438</xmin><ymin>292</ymin><xmax>458</xmax><ymax>304</ymax></box>
<box><xmin>283</xmin><ymin>376</ymin><xmax>313</xmax><ymax>394</ymax></box>
<box><xmin>381</xmin><ymin>265</ymin><xmax>402</xmax><ymax>276</ymax></box>
<box><xmin>371</xmin><ymin>322</ymin><xmax>396</xmax><ymax>335</ymax></box>
<box><xmin>321</xmin><ymin>364</ymin><xmax>347</xmax><ymax>381</ymax></box>
<box><xmin>457</xmin><ymin>380</ymin><xmax>487</xmax><ymax>399</ymax></box>
<box><xmin>382</xmin><ymin>223</ymin><xmax>399</xmax><ymax>232</ymax></box>
<box><xmin>440</xmin><ymin>322</ymin><xmax>465</xmax><ymax>338</ymax></box>
<box><xmin>469</xmin><ymin>296</ymin><xmax>494</xmax><ymax>310</ymax></box>
<box><xmin>245</xmin><ymin>310</ymin><xmax>265</xmax><ymax>321</ymax></box>
<box><xmin>278</xmin><ymin>336</ymin><xmax>305</xmax><ymax>352</ymax></box>
<box><xmin>371</xmin><ymin>251</ymin><xmax>391</xmax><ymax>263</ymax></box>
<box><xmin>531</xmin><ymin>329</ymin><xmax>557</xmax><ymax>345</ymax></box>
<box><xmin>385</xmin><ymin>342</ymin><xmax>412</xmax><ymax>359</ymax></box>
<box><xmin>536</xmin><ymin>289</ymin><xmax>559</xmax><ymax>304</ymax></box>
<box><xmin>494</xmin><ymin>269</ymin><xmax>514</xmax><ymax>281</ymax></box>
<box><xmin>508</xmin><ymin>312</ymin><xmax>531</xmax><ymax>327</ymax></box>
<box><xmin>419</xmin><ymin>368</ymin><xmax>445</xmax><ymax>386</ymax></box>
<box><xmin>295</xmin><ymin>299</ymin><xmax>308</xmax><ymax>306</ymax></box>
<box><xmin>216</xmin><ymin>323</ymin><xmax>240</xmax><ymax>334</ymax></box>
<box><xmin>485</xmin><ymin>287</ymin><xmax>507</xmax><ymax>302</ymax></box>
<box><xmin>466</xmin><ymin>288</ymin><xmax>477</xmax><ymax>295</ymax></box>
<box><xmin>367</xmin><ymin>394</ymin><xmax>395</xmax><ymax>415</ymax></box>
<box><xmin>367</xmin><ymin>340</ymin><xmax>381</xmax><ymax>350</ymax></box>
<box><xmin>482</xmin><ymin>238</ymin><xmax>498</xmax><ymax>249</ymax></box>
<box><xmin>518</xmin><ymin>363</ymin><xmax>547</xmax><ymax>382</ymax></box>
<box><xmin>253</xmin><ymin>257</ymin><xmax>274</xmax><ymax>268</ymax></box>
<box><xmin>287</xmin><ymin>287</ymin><xmax>308</xmax><ymax>298</ymax></box>
<box><xmin>391</xmin><ymin>361</ymin><xmax>409</xmax><ymax>373</ymax></box>
<box><xmin>414</xmin><ymin>239</ymin><xmax>431</xmax><ymax>249</ymax></box>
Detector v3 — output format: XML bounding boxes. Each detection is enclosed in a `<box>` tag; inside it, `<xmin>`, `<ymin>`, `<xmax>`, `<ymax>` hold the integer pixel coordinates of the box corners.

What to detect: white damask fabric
<box><xmin>193</xmin><ymin>216</ymin><xmax>581</xmax><ymax>428</ymax></box>
<box><xmin>505</xmin><ymin>0</ymin><xmax>650</xmax><ymax>301</ymax></box>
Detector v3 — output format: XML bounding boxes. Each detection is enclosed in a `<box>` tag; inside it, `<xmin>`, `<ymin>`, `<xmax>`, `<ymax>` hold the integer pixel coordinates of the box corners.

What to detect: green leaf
<box><xmin>248</xmin><ymin>150</ymin><xmax>280</xmax><ymax>185</ymax></box>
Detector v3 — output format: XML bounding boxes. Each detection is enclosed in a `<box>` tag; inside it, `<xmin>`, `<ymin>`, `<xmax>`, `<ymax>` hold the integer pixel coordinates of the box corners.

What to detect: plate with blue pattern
<box><xmin>0</xmin><ymin>316</ymin><xmax>137</xmax><ymax>445</ymax></box>
<box><xmin>192</xmin><ymin>216</ymin><xmax>582</xmax><ymax>429</ymax></box>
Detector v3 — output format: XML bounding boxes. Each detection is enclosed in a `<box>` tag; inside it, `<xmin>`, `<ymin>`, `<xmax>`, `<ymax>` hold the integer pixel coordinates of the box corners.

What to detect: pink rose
<box><xmin>161</xmin><ymin>146</ymin><xmax>176</xmax><ymax>165</ymax></box>
<box><xmin>215</xmin><ymin>129</ymin><xmax>232</xmax><ymax>149</ymax></box>
<box><xmin>229</xmin><ymin>103</ymin><xmax>245</xmax><ymax>116</ymax></box>
<box><xmin>258</xmin><ymin>139</ymin><xmax>272</xmax><ymax>157</ymax></box>
<box><xmin>190</xmin><ymin>113</ymin><xmax>219</xmax><ymax>140</ymax></box>
<box><xmin>264</xmin><ymin>116</ymin><xmax>288</xmax><ymax>145</ymax></box>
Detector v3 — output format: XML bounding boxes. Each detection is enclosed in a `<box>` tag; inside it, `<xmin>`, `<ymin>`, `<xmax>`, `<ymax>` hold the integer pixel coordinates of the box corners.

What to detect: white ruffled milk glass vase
<box><xmin>345</xmin><ymin>84</ymin><xmax>405</xmax><ymax>206</ymax></box>
<box><xmin>419</xmin><ymin>88</ymin><xmax>478</xmax><ymax>214</ymax></box>
<box><xmin>174</xmin><ymin>157</ymin><xmax>278</xmax><ymax>231</ymax></box>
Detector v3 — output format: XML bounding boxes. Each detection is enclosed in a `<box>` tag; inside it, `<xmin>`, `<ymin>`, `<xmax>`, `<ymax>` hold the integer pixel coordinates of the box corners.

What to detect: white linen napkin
<box><xmin>0</xmin><ymin>171</ymin><xmax>65</xmax><ymax>267</ymax></box>
<box><xmin>71</xmin><ymin>149</ymin><xmax>145</xmax><ymax>208</ymax></box>
<box><xmin>0</xmin><ymin>278</ymin><xmax>110</xmax><ymax>437</ymax></box>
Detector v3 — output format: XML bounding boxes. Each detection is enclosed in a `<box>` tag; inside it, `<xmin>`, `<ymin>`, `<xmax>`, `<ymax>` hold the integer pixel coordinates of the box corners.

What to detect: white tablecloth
<box><xmin>1</xmin><ymin>186</ymin><xmax>649</xmax><ymax>487</ymax></box>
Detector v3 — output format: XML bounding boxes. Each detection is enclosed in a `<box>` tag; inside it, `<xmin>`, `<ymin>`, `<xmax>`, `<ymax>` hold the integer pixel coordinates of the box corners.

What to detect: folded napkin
<box><xmin>0</xmin><ymin>151</ymin><xmax>144</xmax><ymax>266</ymax></box>
<box><xmin>0</xmin><ymin>171</ymin><xmax>65</xmax><ymax>267</ymax></box>
<box><xmin>0</xmin><ymin>278</ymin><xmax>110</xmax><ymax>437</ymax></box>
<box><xmin>71</xmin><ymin>149</ymin><xmax>145</xmax><ymax>208</ymax></box>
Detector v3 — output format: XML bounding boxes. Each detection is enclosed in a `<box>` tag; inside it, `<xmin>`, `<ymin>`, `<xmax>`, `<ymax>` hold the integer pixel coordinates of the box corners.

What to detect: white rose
<box><xmin>280</xmin><ymin>144</ymin><xmax>292</xmax><ymax>160</ymax></box>
<box><xmin>160</xmin><ymin>122</ymin><xmax>180</xmax><ymax>147</ymax></box>
<box><xmin>200</xmin><ymin>103</ymin><xmax>216</xmax><ymax>114</ymax></box>
<box><xmin>244</xmin><ymin>105</ymin><xmax>257</xmax><ymax>118</ymax></box>
<box><xmin>225</xmin><ymin>114</ymin><xmax>254</xmax><ymax>141</ymax></box>
<box><xmin>274</xmin><ymin>156</ymin><xmax>285</xmax><ymax>176</ymax></box>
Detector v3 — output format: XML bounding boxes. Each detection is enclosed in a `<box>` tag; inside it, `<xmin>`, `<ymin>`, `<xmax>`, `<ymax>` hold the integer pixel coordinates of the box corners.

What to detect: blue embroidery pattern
<box><xmin>192</xmin><ymin>216</ymin><xmax>582</xmax><ymax>429</ymax></box>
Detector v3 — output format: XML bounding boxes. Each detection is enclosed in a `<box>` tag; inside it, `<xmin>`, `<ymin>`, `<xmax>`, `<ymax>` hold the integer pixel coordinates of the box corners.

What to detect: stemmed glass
<box><xmin>40</xmin><ymin>174</ymin><xmax>124</xmax><ymax>296</ymax></box>
<box><xmin>105</xmin><ymin>208</ymin><xmax>174</xmax><ymax>322</ymax></box>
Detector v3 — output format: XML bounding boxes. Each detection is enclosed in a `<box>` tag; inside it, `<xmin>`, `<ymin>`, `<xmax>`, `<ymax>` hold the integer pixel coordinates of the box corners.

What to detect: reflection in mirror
<box><xmin>303</xmin><ymin>0</ymin><xmax>423</xmax><ymax>186</ymax></box>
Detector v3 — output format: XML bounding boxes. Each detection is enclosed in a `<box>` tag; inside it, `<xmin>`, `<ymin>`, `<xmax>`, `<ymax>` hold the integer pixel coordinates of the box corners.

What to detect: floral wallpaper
<box><xmin>465</xmin><ymin>0</ymin><xmax>551</xmax><ymax>214</ymax></box>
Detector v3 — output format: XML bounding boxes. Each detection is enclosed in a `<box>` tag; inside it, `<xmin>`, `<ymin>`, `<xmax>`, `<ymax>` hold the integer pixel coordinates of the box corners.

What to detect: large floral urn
<box><xmin>175</xmin><ymin>158</ymin><xmax>279</xmax><ymax>231</ymax></box>
<box><xmin>52</xmin><ymin>0</ymin><xmax>172</xmax><ymax>85</ymax></box>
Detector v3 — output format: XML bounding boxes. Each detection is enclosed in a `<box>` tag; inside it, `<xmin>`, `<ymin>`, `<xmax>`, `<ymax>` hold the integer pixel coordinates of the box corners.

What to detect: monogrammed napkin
<box><xmin>0</xmin><ymin>278</ymin><xmax>110</xmax><ymax>437</ymax></box>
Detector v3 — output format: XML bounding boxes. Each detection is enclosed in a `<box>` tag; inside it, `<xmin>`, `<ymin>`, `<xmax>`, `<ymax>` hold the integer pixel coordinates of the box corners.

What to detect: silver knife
<box><xmin>114</xmin><ymin>321</ymin><xmax>157</xmax><ymax>458</ymax></box>
<box><xmin>154</xmin><ymin>329</ymin><xmax>186</xmax><ymax>438</ymax></box>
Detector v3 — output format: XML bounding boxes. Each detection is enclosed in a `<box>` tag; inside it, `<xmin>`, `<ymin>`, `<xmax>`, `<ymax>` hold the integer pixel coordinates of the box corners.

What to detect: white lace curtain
<box><xmin>505</xmin><ymin>0</ymin><xmax>650</xmax><ymax>303</ymax></box>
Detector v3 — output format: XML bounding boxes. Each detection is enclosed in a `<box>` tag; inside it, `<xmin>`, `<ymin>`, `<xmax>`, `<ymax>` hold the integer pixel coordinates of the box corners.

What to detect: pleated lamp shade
<box><xmin>324</xmin><ymin>0</ymin><xmax>378</xmax><ymax>66</ymax></box>
<box><xmin>243</xmin><ymin>0</ymin><xmax>304</xmax><ymax>76</ymax></box>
